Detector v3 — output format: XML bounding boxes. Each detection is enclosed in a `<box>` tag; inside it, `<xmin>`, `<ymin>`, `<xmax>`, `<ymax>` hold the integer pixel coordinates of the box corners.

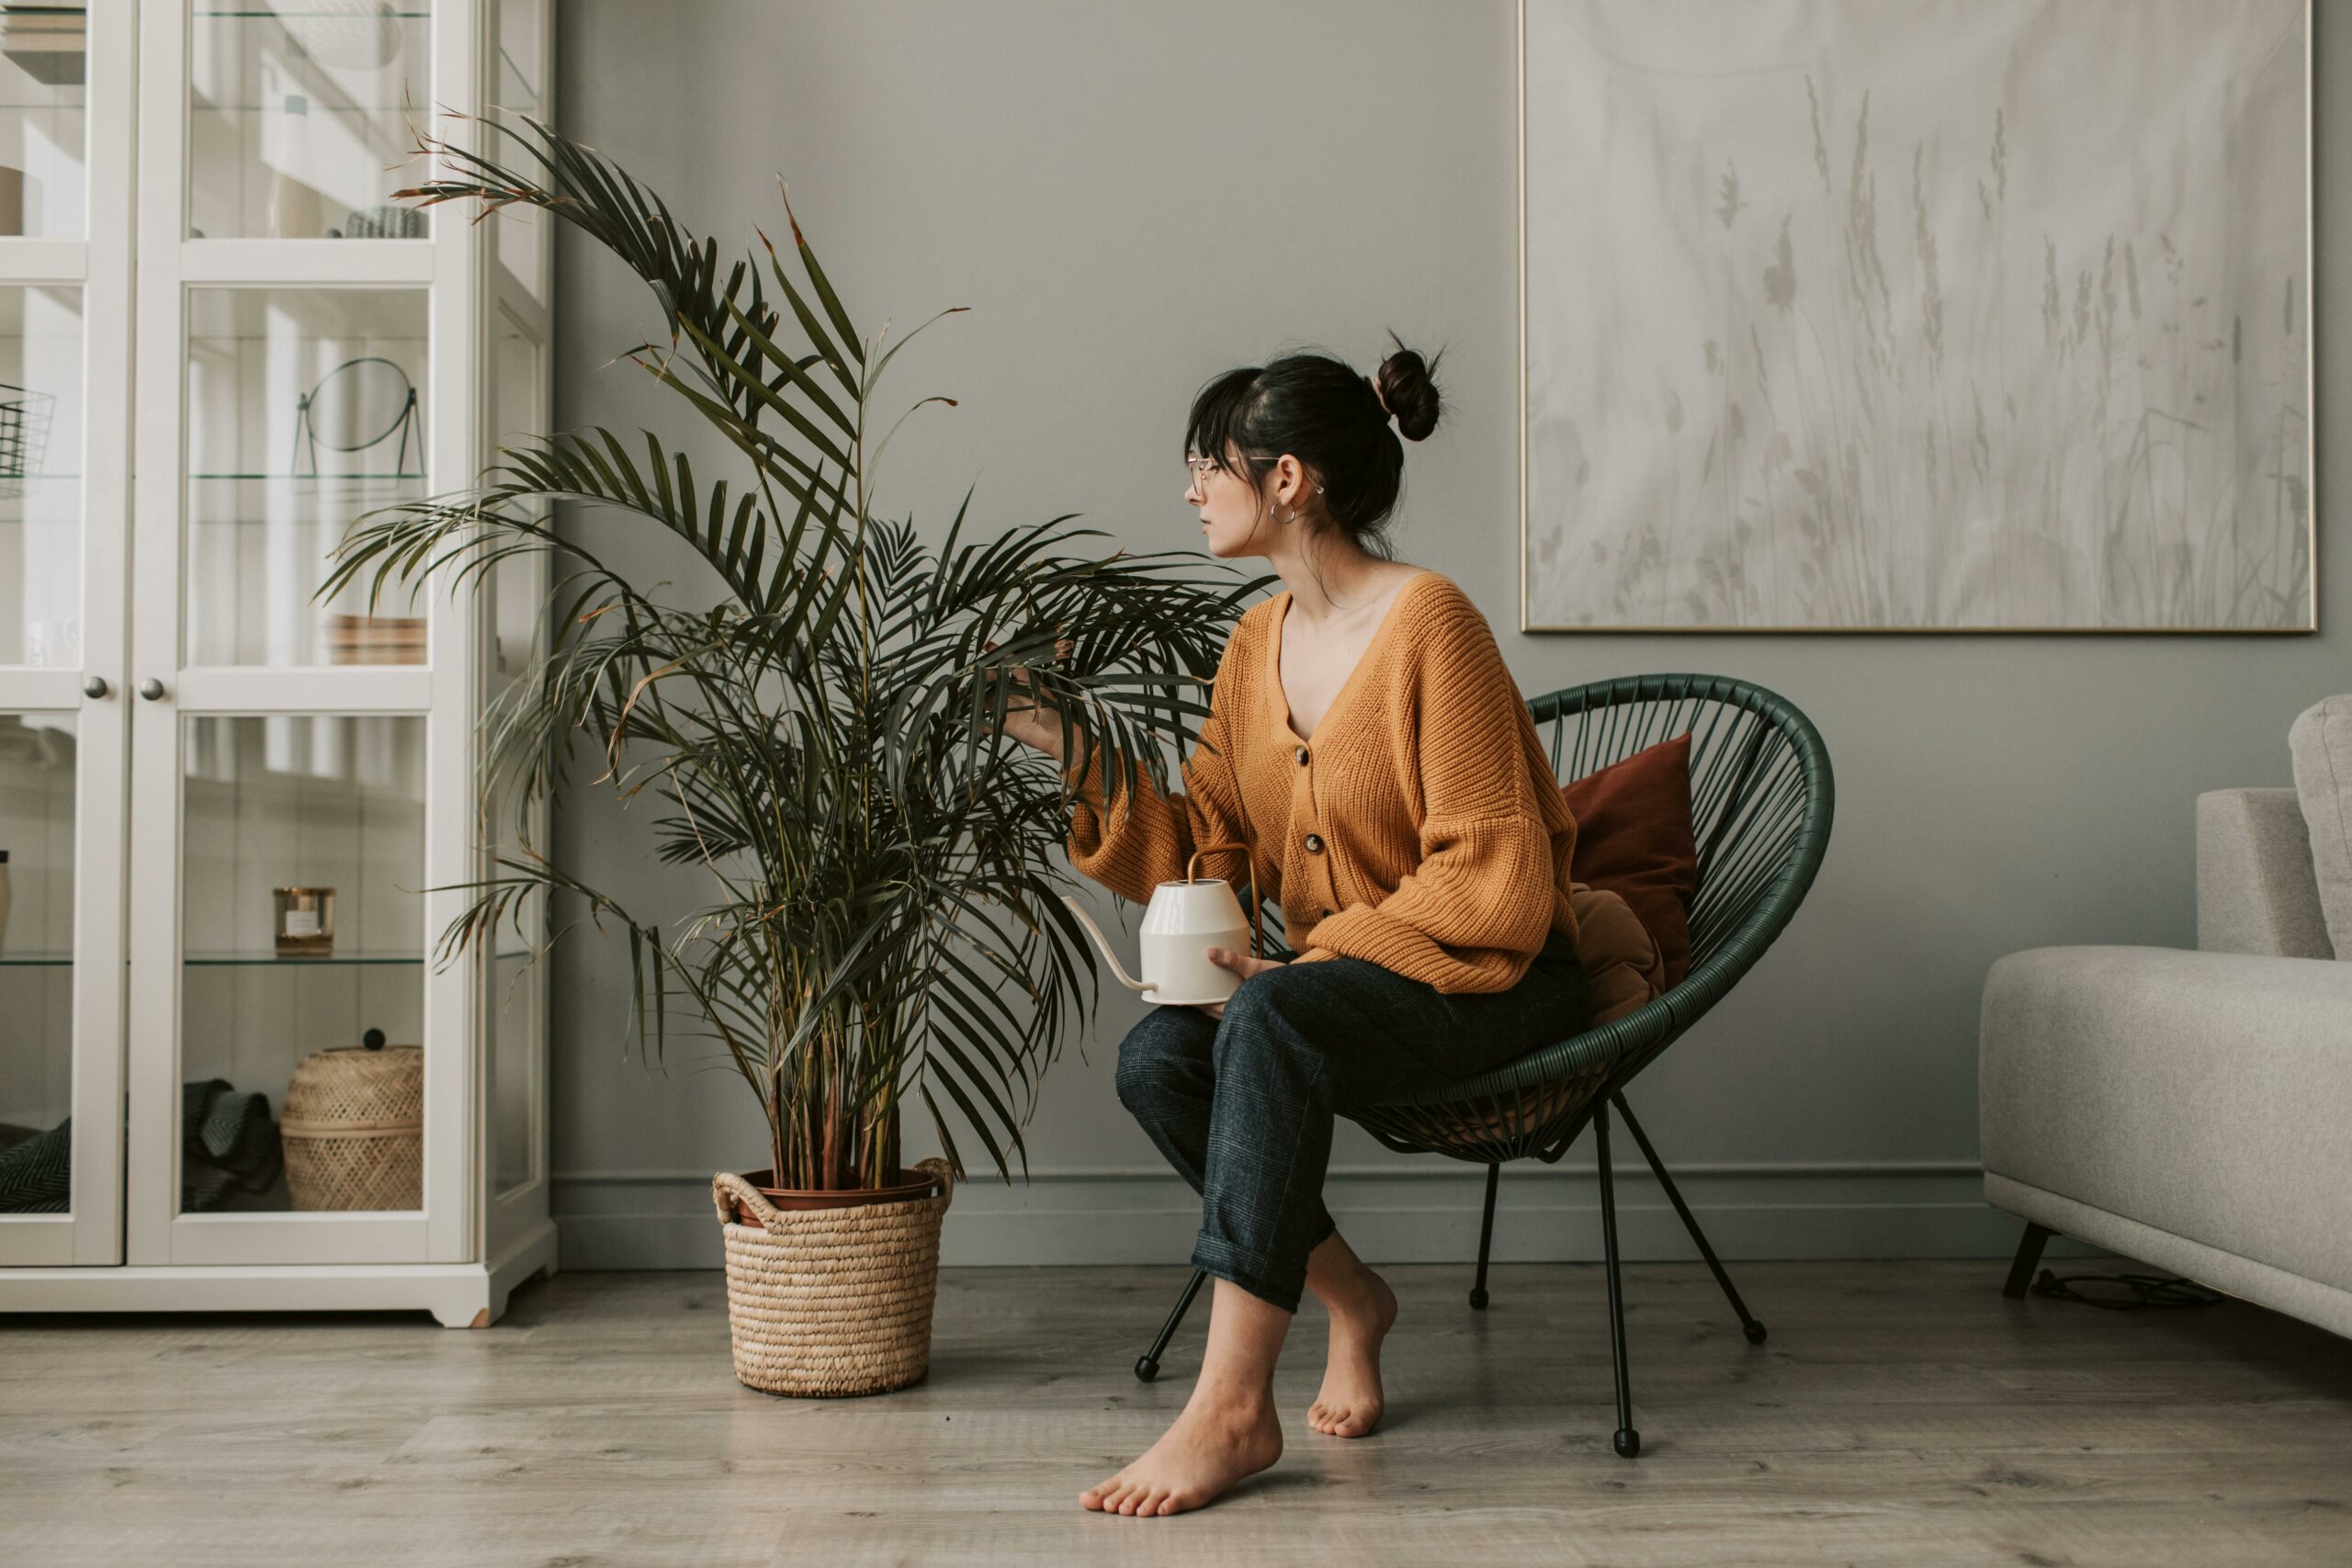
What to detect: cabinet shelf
<box><xmin>190</xmin><ymin>100</ymin><xmax>427</xmax><ymax>116</ymax></box>
<box><xmin>187</xmin><ymin>951</ymin><xmax>424</xmax><ymax>966</ymax></box>
<box><xmin>192</xmin><ymin>7</ymin><xmax>429</xmax><ymax>17</ymax></box>
<box><xmin>2</xmin><ymin>952</ymin><xmax>526</xmax><ymax>967</ymax></box>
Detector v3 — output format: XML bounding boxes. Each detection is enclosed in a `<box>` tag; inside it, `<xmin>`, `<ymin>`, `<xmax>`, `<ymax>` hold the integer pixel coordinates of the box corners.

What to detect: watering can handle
<box><xmin>1188</xmin><ymin>840</ymin><xmax>1264</xmax><ymax>961</ymax></box>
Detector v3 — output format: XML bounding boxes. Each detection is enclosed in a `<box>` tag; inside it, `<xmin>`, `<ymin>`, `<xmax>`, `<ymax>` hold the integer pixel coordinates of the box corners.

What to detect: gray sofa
<box><xmin>1979</xmin><ymin>694</ymin><xmax>2352</xmax><ymax>1338</ymax></box>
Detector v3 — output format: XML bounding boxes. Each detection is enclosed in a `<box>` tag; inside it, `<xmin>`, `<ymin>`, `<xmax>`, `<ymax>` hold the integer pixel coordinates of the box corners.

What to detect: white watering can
<box><xmin>1060</xmin><ymin>840</ymin><xmax>1264</xmax><ymax>1006</ymax></box>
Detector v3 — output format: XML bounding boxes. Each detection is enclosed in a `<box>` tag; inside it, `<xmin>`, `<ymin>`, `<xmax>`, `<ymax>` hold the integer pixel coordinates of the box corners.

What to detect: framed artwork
<box><xmin>1520</xmin><ymin>0</ymin><xmax>2313</xmax><ymax>633</ymax></box>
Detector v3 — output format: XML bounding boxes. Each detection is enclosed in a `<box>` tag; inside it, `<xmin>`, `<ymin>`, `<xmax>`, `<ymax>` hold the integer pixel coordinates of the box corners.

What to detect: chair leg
<box><xmin>1135</xmin><ymin>1267</ymin><xmax>1210</xmax><ymax>1382</ymax></box>
<box><xmin>1611</xmin><ymin>1094</ymin><xmax>1768</xmax><ymax>1345</ymax></box>
<box><xmin>1593</xmin><ymin>1100</ymin><xmax>1640</xmax><ymax>1459</ymax></box>
<box><xmin>1469</xmin><ymin>1162</ymin><xmax>1500</xmax><ymax>1310</ymax></box>
<box><xmin>2002</xmin><ymin>1222</ymin><xmax>2053</xmax><ymax>1300</ymax></box>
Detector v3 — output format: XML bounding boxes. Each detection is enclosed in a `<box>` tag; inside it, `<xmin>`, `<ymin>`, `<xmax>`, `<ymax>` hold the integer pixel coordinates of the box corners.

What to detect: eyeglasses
<box><xmin>1184</xmin><ymin>454</ymin><xmax>1325</xmax><ymax>498</ymax></box>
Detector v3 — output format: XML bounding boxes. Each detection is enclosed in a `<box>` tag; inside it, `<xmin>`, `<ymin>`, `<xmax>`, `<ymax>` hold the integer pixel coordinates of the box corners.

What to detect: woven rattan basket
<box><xmin>710</xmin><ymin>1157</ymin><xmax>956</xmax><ymax>1397</ymax></box>
<box><xmin>281</xmin><ymin>1036</ymin><xmax>423</xmax><ymax>1211</ymax></box>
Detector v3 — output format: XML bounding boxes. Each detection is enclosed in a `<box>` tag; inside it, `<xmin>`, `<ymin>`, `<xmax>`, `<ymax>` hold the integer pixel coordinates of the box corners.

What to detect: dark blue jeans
<box><xmin>1113</xmin><ymin>926</ymin><xmax>1593</xmax><ymax>1314</ymax></box>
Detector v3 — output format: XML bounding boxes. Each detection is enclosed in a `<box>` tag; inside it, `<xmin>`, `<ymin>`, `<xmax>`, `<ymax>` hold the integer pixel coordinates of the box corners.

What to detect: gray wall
<box><xmin>548</xmin><ymin>1</ymin><xmax>2343</xmax><ymax>1269</ymax></box>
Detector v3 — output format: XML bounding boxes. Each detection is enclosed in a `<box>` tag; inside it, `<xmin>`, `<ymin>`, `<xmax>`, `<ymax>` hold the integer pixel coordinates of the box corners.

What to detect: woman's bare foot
<box><xmin>1308</xmin><ymin>1263</ymin><xmax>1397</xmax><ymax>1437</ymax></box>
<box><xmin>1079</xmin><ymin>1385</ymin><xmax>1283</xmax><ymax>1517</ymax></box>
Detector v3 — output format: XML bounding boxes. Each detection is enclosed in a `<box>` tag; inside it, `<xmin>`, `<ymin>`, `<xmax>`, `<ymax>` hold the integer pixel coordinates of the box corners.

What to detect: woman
<box><xmin>998</xmin><ymin>339</ymin><xmax>1594</xmax><ymax>1517</ymax></box>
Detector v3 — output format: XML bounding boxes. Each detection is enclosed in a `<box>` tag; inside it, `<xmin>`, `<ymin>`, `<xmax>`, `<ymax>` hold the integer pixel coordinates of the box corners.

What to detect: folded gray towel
<box><xmin>0</xmin><ymin>1079</ymin><xmax>285</xmax><ymax>1213</ymax></box>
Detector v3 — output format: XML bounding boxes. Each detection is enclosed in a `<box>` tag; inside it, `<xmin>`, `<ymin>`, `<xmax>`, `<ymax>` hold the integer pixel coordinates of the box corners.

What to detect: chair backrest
<box><xmin>1335</xmin><ymin>674</ymin><xmax>1832</xmax><ymax>1159</ymax></box>
<box><xmin>1530</xmin><ymin>673</ymin><xmax>1834</xmax><ymax>978</ymax></box>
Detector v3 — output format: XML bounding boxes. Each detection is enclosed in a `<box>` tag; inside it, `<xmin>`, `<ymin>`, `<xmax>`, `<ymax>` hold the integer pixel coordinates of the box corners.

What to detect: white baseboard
<box><xmin>551</xmin><ymin>1160</ymin><xmax>2102</xmax><ymax>1270</ymax></box>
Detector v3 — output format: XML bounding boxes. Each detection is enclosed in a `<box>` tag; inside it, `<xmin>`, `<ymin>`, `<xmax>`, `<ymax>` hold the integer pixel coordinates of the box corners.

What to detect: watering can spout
<box><xmin>1059</xmin><ymin>894</ymin><xmax>1150</xmax><ymax>992</ymax></box>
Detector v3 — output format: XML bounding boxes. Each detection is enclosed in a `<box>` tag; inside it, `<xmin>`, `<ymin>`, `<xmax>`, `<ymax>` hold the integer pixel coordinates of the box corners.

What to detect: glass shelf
<box><xmin>187</xmin><ymin>951</ymin><xmax>423</xmax><ymax>966</ymax></box>
<box><xmin>192</xmin><ymin>7</ymin><xmax>430</xmax><ymax>16</ymax></box>
<box><xmin>3</xmin><ymin>951</ymin><xmax>524</xmax><ymax>967</ymax></box>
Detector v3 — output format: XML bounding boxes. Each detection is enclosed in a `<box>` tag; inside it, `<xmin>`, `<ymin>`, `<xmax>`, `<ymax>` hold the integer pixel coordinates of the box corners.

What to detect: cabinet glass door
<box><xmin>0</xmin><ymin>710</ymin><xmax>103</xmax><ymax>1262</ymax></box>
<box><xmin>0</xmin><ymin>3</ymin><xmax>88</xmax><ymax>238</ymax></box>
<box><xmin>178</xmin><ymin>715</ymin><xmax>425</xmax><ymax>1220</ymax></box>
<box><xmin>485</xmin><ymin>0</ymin><xmax>543</xmax><ymax>299</ymax></box>
<box><xmin>187</xmin><ymin>3</ymin><xmax>431</xmax><ymax>241</ymax></box>
<box><xmin>0</xmin><ymin>0</ymin><xmax>130</xmax><ymax>1268</ymax></box>
<box><xmin>0</xmin><ymin>284</ymin><xmax>82</xmax><ymax>665</ymax></box>
<box><xmin>126</xmin><ymin>0</ymin><xmax>464</xmax><ymax>1268</ymax></box>
<box><xmin>482</xmin><ymin>298</ymin><xmax>544</xmax><ymax>1228</ymax></box>
<box><xmin>184</xmin><ymin>287</ymin><xmax>428</xmax><ymax>668</ymax></box>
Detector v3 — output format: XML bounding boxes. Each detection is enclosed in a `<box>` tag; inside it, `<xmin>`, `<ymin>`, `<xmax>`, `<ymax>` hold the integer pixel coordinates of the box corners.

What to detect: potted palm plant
<box><xmin>326</xmin><ymin>115</ymin><xmax>1270</xmax><ymax>1396</ymax></box>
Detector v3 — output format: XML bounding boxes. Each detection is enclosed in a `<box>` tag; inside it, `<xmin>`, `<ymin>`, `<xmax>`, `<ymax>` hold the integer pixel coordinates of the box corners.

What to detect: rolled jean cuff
<box><xmin>1191</xmin><ymin>1228</ymin><xmax>1305</xmax><ymax>1314</ymax></box>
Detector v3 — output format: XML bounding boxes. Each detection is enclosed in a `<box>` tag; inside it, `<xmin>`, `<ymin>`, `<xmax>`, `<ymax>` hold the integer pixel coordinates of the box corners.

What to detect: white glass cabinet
<box><xmin>0</xmin><ymin>0</ymin><xmax>554</xmax><ymax>1327</ymax></box>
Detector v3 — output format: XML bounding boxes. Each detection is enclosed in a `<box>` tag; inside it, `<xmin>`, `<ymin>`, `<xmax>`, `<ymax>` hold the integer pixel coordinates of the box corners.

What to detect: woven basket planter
<box><xmin>709</xmin><ymin>1156</ymin><xmax>956</xmax><ymax>1397</ymax></box>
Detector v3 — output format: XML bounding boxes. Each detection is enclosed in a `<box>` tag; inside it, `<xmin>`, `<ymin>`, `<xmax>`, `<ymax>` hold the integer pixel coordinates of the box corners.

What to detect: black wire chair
<box><xmin>1129</xmin><ymin>673</ymin><xmax>1836</xmax><ymax>1459</ymax></box>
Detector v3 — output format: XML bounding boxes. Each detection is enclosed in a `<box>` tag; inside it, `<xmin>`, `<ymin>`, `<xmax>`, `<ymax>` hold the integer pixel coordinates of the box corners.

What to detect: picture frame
<box><xmin>1518</xmin><ymin>0</ymin><xmax>2316</xmax><ymax>634</ymax></box>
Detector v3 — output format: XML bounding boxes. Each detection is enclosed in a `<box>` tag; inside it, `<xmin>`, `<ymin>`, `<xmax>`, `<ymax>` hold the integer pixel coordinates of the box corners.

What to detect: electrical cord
<box><xmin>2029</xmin><ymin>1268</ymin><xmax>2224</xmax><ymax>1311</ymax></box>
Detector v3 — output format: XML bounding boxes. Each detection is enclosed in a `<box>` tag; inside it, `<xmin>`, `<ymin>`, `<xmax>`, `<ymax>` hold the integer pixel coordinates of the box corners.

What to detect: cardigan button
<box><xmin>1304</xmin><ymin>832</ymin><xmax>1324</xmax><ymax>853</ymax></box>
<box><xmin>1295</xmin><ymin>745</ymin><xmax>1309</xmax><ymax>766</ymax></box>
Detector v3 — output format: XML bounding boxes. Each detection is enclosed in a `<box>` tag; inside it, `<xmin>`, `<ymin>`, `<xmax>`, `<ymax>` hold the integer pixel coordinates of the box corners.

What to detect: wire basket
<box><xmin>0</xmin><ymin>381</ymin><xmax>53</xmax><ymax>501</ymax></box>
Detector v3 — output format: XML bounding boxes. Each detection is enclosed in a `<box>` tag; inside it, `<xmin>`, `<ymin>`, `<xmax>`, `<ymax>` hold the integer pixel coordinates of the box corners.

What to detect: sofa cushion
<box><xmin>2289</xmin><ymin>694</ymin><xmax>2352</xmax><ymax>959</ymax></box>
<box><xmin>2195</xmin><ymin>790</ymin><xmax>2333</xmax><ymax>959</ymax></box>
<box><xmin>1563</xmin><ymin>733</ymin><xmax>1699</xmax><ymax>986</ymax></box>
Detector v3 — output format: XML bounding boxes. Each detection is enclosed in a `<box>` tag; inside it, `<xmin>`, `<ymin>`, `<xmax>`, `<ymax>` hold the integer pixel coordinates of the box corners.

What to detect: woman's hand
<box><xmin>986</xmin><ymin>635</ymin><xmax>1076</xmax><ymax>761</ymax></box>
<box><xmin>1192</xmin><ymin>946</ymin><xmax>1284</xmax><ymax>1020</ymax></box>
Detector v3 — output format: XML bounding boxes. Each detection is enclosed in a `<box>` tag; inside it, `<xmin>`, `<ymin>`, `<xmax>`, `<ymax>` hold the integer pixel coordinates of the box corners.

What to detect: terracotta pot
<box><xmin>725</xmin><ymin>1165</ymin><xmax>945</xmax><ymax>1224</ymax></box>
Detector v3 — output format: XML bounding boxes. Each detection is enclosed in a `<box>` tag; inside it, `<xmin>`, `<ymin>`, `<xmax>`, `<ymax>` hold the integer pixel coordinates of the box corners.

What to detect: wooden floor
<box><xmin>4</xmin><ymin>1258</ymin><xmax>2349</xmax><ymax>1565</ymax></box>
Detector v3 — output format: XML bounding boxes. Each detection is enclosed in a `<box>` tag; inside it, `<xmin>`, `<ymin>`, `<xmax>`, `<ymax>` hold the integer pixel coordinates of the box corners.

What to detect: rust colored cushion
<box><xmin>1562</xmin><ymin>733</ymin><xmax>1699</xmax><ymax>987</ymax></box>
<box><xmin>1568</xmin><ymin>883</ymin><xmax>1668</xmax><ymax>1025</ymax></box>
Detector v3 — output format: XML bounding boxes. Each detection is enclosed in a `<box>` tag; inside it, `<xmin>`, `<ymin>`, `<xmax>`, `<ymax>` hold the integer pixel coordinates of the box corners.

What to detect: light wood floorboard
<box><xmin>3</xmin><ymin>1258</ymin><xmax>2348</xmax><ymax>1565</ymax></box>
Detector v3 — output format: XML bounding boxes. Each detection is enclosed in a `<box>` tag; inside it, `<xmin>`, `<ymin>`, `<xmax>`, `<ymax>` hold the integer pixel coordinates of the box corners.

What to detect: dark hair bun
<box><xmin>1183</xmin><ymin>333</ymin><xmax>1449</xmax><ymax>546</ymax></box>
<box><xmin>1374</xmin><ymin>335</ymin><xmax>1442</xmax><ymax>442</ymax></box>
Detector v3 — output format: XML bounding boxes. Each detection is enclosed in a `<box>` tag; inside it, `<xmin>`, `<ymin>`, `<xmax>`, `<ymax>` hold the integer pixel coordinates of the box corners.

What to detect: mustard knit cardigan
<box><xmin>1063</xmin><ymin>570</ymin><xmax>1580</xmax><ymax>995</ymax></box>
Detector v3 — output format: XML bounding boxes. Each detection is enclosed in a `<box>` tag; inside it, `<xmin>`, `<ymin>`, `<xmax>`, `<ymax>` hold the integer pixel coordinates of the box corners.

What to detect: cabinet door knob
<box><xmin>83</xmin><ymin>676</ymin><xmax>109</xmax><ymax>699</ymax></box>
<box><xmin>138</xmin><ymin>678</ymin><xmax>166</xmax><ymax>701</ymax></box>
